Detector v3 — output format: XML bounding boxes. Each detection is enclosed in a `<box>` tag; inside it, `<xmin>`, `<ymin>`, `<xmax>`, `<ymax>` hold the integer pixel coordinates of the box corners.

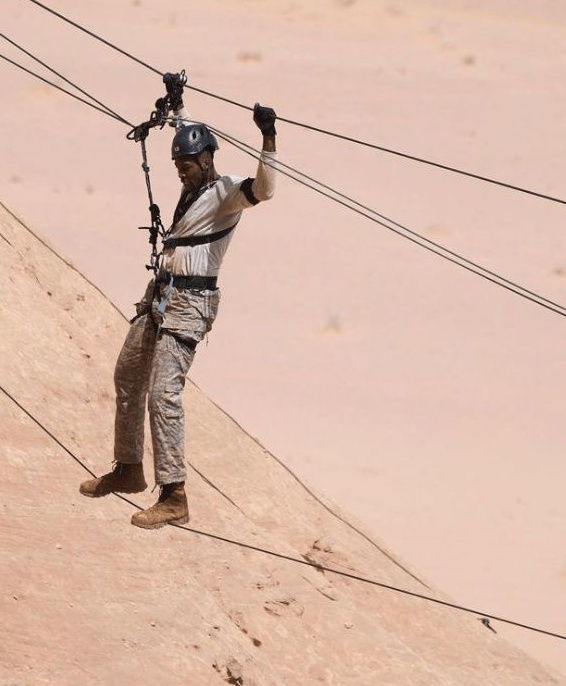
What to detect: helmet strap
<box><xmin>196</xmin><ymin>151</ymin><xmax>216</xmax><ymax>190</ymax></box>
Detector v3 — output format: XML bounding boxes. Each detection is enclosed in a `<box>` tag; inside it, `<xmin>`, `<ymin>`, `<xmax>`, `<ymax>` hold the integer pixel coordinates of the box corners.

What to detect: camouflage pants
<box><xmin>113</xmin><ymin>313</ymin><xmax>196</xmax><ymax>485</ymax></box>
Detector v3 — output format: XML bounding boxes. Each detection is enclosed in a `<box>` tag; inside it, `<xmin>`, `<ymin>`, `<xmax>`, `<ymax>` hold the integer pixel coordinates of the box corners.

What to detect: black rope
<box><xmin>200</xmin><ymin>384</ymin><xmax>430</xmax><ymax>588</ymax></box>
<box><xmin>3</xmin><ymin>30</ymin><xmax>566</xmax><ymax>640</ymax></box>
<box><xmin>26</xmin><ymin>0</ymin><xmax>162</xmax><ymax>77</ymax></box>
<box><xmin>1</xmin><ymin>198</ymin><xmax>427</xmax><ymax>588</ymax></box>
<box><xmin>206</xmin><ymin>123</ymin><xmax>566</xmax><ymax>319</ymax></box>
<box><xmin>1</xmin><ymin>380</ymin><xmax>565</xmax><ymax>643</ymax></box>
<box><xmin>5</xmin><ymin>43</ymin><xmax>566</xmax><ymax>321</ymax></box>
<box><xmin>135</xmin><ymin>134</ymin><xmax>165</xmax><ymax>274</ymax></box>
<box><xmin>166</xmin><ymin>520</ymin><xmax>566</xmax><ymax>642</ymax></box>
<box><xmin>0</xmin><ymin>201</ymin><xmax>127</xmax><ymax>321</ymax></box>
<box><xmin>1</xmin><ymin>384</ymin><xmax>97</xmax><ymax>479</ymax></box>
<box><xmin>274</xmin><ymin>116</ymin><xmax>566</xmax><ymax>207</ymax></box>
<box><xmin>0</xmin><ymin>52</ymin><xmax>130</xmax><ymax>125</ymax></box>
<box><xmin>0</xmin><ymin>41</ymin><xmax>168</xmax><ymax>274</ymax></box>
<box><xmin>0</xmin><ymin>32</ymin><xmax>130</xmax><ymax>126</ymax></box>
<box><xmin>4</xmin><ymin>5</ymin><xmax>566</xmax><ymax>646</ymax></box>
<box><xmin>23</xmin><ymin>0</ymin><xmax>566</xmax><ymax>207</ymax></box>
<box><xmin>5</xmin><ymin>42</ymin><xmax>566</xmax><ymax>321</ymax></box>
<box><xmin>125</xmin><ymin>90</ymin><xmax>189</xmax><ymax>275</ymax></box>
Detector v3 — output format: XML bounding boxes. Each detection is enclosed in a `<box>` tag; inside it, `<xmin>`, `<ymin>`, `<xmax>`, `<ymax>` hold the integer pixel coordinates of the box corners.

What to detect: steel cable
<box><xmin>3</xmin><ymin>23</ymin><xmax>566</xmax><ymax>645</ymax></box>
<box><xmin>24</xmin><ymin>0</ymin><xmax>566</xmax><ymax>206</ymax></box>
<box><xmin>3</xmin><ymin>45</ymin><xmax>566</xmax><ymax>320</ymax></box>
<box><xmin>206</xmin><ymin>123</ymin><xmax>566</xmax><ymax>318</ymax></box>
<box><xmin>1</xmin><ymin>381</ymin><xmax>565</xmax><ymax>643</ymax></box>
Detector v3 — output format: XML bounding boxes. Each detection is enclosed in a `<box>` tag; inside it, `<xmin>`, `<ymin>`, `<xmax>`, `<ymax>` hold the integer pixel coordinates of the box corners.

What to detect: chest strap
<box><xmin>163</xmin><ymin>224</ymin><xmax>236</xmax><ymax>250</ymax></box>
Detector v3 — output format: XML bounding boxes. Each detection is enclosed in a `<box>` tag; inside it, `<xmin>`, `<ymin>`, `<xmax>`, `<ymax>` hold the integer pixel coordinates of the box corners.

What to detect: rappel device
<box><xmin>126</xmin><ymin>70</ymin><xmax>187</xmax><ymax>274</ymax></box>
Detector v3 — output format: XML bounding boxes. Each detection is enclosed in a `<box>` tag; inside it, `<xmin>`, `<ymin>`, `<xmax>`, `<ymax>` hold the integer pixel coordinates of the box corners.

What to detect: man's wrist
<box><xmin>262</xmin><ymin>134</ymin><xmax>276</xmax><ymax>152</ymax></box>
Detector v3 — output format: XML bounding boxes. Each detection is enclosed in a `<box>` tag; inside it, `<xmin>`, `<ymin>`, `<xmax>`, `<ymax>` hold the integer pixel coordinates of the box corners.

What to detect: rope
<box><xmin>1</xmin><ymin>380</ymin><xmax>565</xmax><ymax>643</ymax></box>
<box><xmin>196</xmin><ymin>379</ymin><xmax>430</xmax><ymax>589</ymax></box>
<box><xmin>206</xmin><ymin>123</ymin><xmax>566</xmax><ymax>319</ymax></box>
<box><xmin>0</xmin><ymin>201</ymin><xmax>127</xmax><ymax>321</ymax></box>
<box><xmin>0</xmin><ymin>54</ymin><xmax>430</xmax><ymax>589</ymax></box>
<box><xmin>26</xmin><ymin>0</ymin><xmax>162</xmax><ymax>77</ymax></box>
<box><xmin>0</xmin><ymin>32</ymin><xmax>131</xmax><ymax>126</ymax></box>
<box><xmin>4</xmin><ymin>44</ymin><xmax>566</xmax><ymax>321</ymax></box>
<box><xmin>23</xmin><ymin>0</ymin><xmax>566</xmax><ymax>207</ymax></box>
<box><xmin>0</xmin><ymin>52</ymin><xmax>131</xmax><ymax>125</ymax></box>
<box><xmin>3</xmin><ymin>17</ymin><xmax>566</xmax><ymax>644</ymax></box>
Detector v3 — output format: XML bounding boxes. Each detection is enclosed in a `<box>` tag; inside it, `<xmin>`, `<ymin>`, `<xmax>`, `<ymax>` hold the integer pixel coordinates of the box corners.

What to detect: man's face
<box><xmin>174</xmin><ymin>155</ymin><xmax>203</xmax><ymax>192</ymax></box>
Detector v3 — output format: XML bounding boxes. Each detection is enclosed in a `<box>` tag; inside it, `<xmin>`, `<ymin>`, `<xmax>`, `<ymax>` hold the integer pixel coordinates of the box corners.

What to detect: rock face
<box><xmin>1</xmin><ymin>202</ymin><xmax>564</xmax><ymax>685</ymax></box>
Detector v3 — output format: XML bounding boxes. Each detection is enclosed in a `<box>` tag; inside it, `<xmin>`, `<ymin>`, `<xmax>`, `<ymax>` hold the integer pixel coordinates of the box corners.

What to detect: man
<box><xmin>79</xmin><ymin>73</ymin><xmax>277</xmax><ymax>529</ymax></box>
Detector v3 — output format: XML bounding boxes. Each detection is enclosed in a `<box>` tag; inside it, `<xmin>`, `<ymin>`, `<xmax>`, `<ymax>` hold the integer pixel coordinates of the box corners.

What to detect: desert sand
<box><xmin>2</xmin><ymin>0</ymin><xmax>566</xmax><ymax>680</ymax></box>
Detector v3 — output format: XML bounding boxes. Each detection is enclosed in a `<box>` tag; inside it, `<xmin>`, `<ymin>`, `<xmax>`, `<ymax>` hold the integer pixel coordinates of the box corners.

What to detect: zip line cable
<box><xmin>4</xmin><ymin>8</ymin><xmax>566</xmax><ymax>649</ymax></box>
<box><xmin>207</xmin><ymin>124</ymin><xmax>566</xmax><ymax>319</ymax></box>
<box><xmin>0</xmin><ymin>197</ymin><xmax>429</xmax><ymax>588</ymax></box>
<box><xmin>0</xmin><ymin>201</ymin><xmax>127</xmax><ymax>321</ymax></box>
<box><xmin>0</xmin><ymin>52</ymin><xmax>131</xmax><ymax>126</ymax></box>
<box><xmin>4</xmin><ymin>45</ymin><xmax>566</xmax><ymax>321</ymax></box>
<box><xmin>26</xmin><ymin>0</ymin><xmax>163</xmax><ymax>77</ymax></box>
<box><xmin>24</xmin><ymin>0</ymin><xmax>566</xmax><ymax>207</ymax></box>
<box><xmin>0</xmin><ymin>41</ymin><xmax>429</xmax><ymax>588</ymax></box>
<box><xmin>0</xmin><ymin>32</ymin><xmax>131</xmax><ymax>126</ymax></box>
<box><xmin>1</xmin><ymin>382</ymin><xmax>566</xmax><ymax>643</ymax></box>
<box><xmin>201</xmin><ymin>387</ymin><xmax>430</xmax><ymax>589</ymax></box>
<box><xmin>3</xmin><ymin>27</ymin><xmax>566</xmax><ymax>647</ymax></box>
<box><xmin>271</xmin><ymin>116</ymin><xmax>566</xmax><ymax>207</ymax></box>
<box><xmin>216</xmin><ymin>127</ymin><xmax>566</xmax><ymax>313</ymax></box>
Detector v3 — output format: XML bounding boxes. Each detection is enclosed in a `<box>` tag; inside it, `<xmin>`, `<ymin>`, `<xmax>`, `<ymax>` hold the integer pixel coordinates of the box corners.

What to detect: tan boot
<box><xmin>79</xmin><ymin>462</ymin><xmax>147</xmax><ymax>498</ymax></box>
<box><xmin>131</xmin><ymin>482</ymin><xmax>189</xmax><ymax>529</ymax></box>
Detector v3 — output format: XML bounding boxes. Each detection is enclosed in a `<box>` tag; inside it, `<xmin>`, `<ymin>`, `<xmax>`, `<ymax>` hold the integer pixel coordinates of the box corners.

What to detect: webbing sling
<box><xmin>162</xmin><ymin>223</ymin><xmax>236</xmax><ymax>249</ymax></box>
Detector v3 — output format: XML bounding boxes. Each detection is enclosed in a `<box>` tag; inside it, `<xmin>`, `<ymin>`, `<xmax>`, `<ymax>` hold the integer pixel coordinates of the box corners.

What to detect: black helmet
<box><xmin>171</xmin><ymin>124</ymin><xmax>219</xmax><ymax>159</ymax></box>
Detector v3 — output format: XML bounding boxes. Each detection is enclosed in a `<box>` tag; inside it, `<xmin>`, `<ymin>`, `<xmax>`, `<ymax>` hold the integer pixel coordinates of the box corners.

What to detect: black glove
<box><xmin>253</xmin><ymin>103</ymin><xmax>277</xmax><ymax>136</ymax></box>
<box><xmin>163</xmin><ymin>71</ymin><xmax>187</xmax><ymax>110</ymax></box>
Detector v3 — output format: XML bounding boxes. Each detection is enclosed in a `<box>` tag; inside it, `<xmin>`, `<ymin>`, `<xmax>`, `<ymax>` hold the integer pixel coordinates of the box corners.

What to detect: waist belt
<box><xmin>159</xmin><ymin>274</ymin><xmax>217</xmax><ymax>290</ymax></box>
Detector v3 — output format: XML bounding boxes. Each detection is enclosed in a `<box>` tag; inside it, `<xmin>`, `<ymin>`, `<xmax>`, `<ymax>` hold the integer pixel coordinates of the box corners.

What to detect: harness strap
<box><xmin>155</xmin><ymin>273</ymin><xmax>218</xmax><ymax>321</ymax></box>
<box><xmin>163</xmin><ymin>223</ymin><xmax>236</xmax><ymax>249</ymax></box>
<box><xmin>156</xmin><ymin>274</ymin><xmax>174</xmax><ymax>318</ymax></box>
<box><xmin>170</xmin><ymin>275</ymin><xmax>217</xmax><ymax>290</ymax></box>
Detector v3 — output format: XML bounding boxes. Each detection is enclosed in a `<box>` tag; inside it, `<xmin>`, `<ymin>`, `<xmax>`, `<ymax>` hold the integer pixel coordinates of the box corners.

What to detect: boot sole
<box><xmin>79</xmin><ymin>485</ymin><xmax>148</xmax><ymax>498</ymax></box>
<box><xmin>131</xmin><ymin>514</ymin><xmax>189</xmax><ymax>530</ymax></box>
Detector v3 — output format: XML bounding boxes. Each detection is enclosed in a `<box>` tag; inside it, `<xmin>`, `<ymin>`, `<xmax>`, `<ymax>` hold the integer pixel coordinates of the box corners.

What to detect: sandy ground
<box><xmin>2</xmin><ymin>0</ymin><xmax>566</xmax><ymax>676</ymax></box>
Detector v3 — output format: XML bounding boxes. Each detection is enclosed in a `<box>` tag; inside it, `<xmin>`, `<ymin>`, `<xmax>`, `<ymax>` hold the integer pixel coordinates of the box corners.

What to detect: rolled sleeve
<box><xmin>251</xmin><ymin>150</ymin><xmax>277</xmax><ymax>201</ymax></box>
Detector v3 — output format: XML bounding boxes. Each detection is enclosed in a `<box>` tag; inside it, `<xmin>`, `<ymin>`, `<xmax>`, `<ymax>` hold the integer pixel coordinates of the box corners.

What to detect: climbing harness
<box><xmin>162</xmin><ymin>223</ymin><xmax>236</xmax><ymax>249</ymax></box>
<box><xmin>126</xmin><ymin>70</ymin><xmax>188</xmax><ymax>274</ymax></box>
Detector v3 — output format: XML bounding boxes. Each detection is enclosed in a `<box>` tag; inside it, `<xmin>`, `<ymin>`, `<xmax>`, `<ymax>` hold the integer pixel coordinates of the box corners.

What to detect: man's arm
<box><xmin>250</xmin><ymin>103</ymin><xmax>277</xmax><ymax>201</ymax></box>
